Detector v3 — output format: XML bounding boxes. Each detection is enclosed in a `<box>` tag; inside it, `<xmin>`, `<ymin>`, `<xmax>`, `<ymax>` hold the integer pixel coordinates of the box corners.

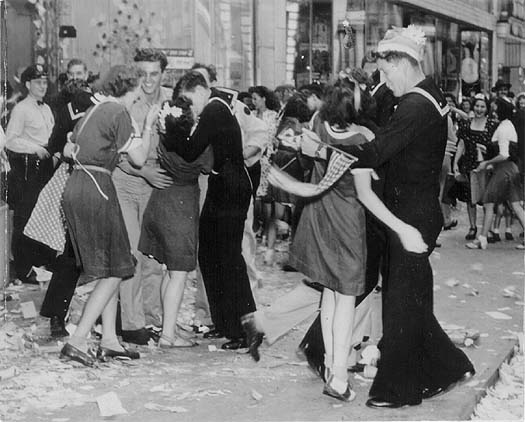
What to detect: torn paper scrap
<box><xmin>485</xmin><ymin>311</ymin><xmax>512</xmax><ymax>320</ymax></box>
<box><xmin>20</xmin><ymin>301</ymin><xmax>37</xmax><ymax>319</ymax></box>
<box><xmin>96</xmin><ymin>392</ymin><xmax>127</xmax><ymax>417</ymax></box>
<box><xmin>144</xmin><ymin>403</ymin><xmax>188</xmax><ymax>413</ymax></box>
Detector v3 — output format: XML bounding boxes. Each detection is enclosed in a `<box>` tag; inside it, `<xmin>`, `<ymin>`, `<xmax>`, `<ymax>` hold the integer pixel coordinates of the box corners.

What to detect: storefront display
<box><xmin>287</xmin><ymin>0</ymin><xmax>333</xmax><ymax>87</ymax></box>
<box><xmin>346</xmin><ymin>0</ymin><xmax>492</xmax><ymax>99</ymax></box>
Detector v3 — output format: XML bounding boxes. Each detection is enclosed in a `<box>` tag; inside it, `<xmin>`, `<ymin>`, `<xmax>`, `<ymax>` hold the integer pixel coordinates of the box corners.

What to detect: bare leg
<box><xmin>100</xmin><ymin>290</ymin><xmax>124</xmax><ymax>351</ymax></box>
<box><xmin>331</xmin><ymin>292</ymin><xmax>356</xmax><ymax>384</ymax></box>
<box><xmin>480</xmin><ymin>203</ymin><xmax>495</xmax><ymax>238</ymax></box>
<box><xmin>510</xmin><ymin>201</ymin><xmax>525</xmax><ymax>229</ymax></box>
<box><xmin>467</xmin><ymin>203</ymin><xmax>477</xmax><ymax>229</ymax></box>
<box><xmin>161</xmin><ymin>271</ymin><xmax>188</xmax><ymax>339</ymax></box>
<box><xmin>320</xmin><ymin>288</ymin><xmax>335</xmax><ymax>375</ymax></box>
<box><xmin>267</xmin><ymin>203</ymin><xmax>287</xmax><ymax>265</ymax></box>
<box><xmin>68</xmin><ymin>277</ymin><xmax>121</xmax><ymax>352</ymax></box>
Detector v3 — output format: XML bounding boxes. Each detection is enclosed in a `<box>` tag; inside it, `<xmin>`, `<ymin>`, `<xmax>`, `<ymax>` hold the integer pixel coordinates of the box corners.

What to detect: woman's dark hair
<box><xmin>460</xmin><ymin>97</ymin><xmax>472</xmax><ymax>109</ymax></box>
<box><xmin>172</xmin><ymin>71</ymin><xmax>208</xmax><ymax>100</ymax></box>
<box><xmin>191</xmin><ymin>63</ymin><xmax>217</xmax><ymax>83</ymax></box>
<box><xmin>95</xmin><ymin>65</ymin><xmax>143</xmax><ymax>98</ymax></box>
<box><xmin>280</xmin><ymin>93</ymin><xmax>311</xmax><ymax>123</ymax></box>
<box><xmin>444</xmin><ymin>92</ymin><xmax>457</xmax><ymax>106</ymax></box>
<box><xmin>334</xmin><ymin>73</ymin><xmax>376</xmax><ymax>124</ymax></box>
<box><xmin>56</xmin><ymin>79</ymin><xmax>91</xmax><ymax>107</ymax></box>
<box><xmin>319</xmin><ymin>85</ymin><xmax>358</xmax><ymax>128</ymax></box>
<box><xmin>134</xmin><ymin>48</ymin><xmax>168</xmax><ymax>72</ymax></box>
<box><xmin>494</xmin><ymin>98</ymin><xmax>515</xmax><ymax>121</ymax></box>
<box><xmin>162</xmin><ymin>96</ymin><xmax>195</xmax><ymax>149</ymax></box>
<box><xmin>248</xmin><ymin>85</ymin><xmax>281</xmax><ymax>112</ymax></box>
<box><xmin>472</xmin><ymin>97</ymin><xmax>489</xmax><ymax>114</ymax></box>
<box><xmin>298</xmin><ymin>83</ymin><xmax>324</xmax><ymax>100</ymax></box>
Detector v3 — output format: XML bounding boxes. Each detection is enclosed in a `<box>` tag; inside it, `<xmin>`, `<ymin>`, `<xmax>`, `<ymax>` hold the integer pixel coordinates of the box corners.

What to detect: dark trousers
<box><xmin>40</xmin><ymin>233</ymin><xmax>80</xmax><ymax>320</ymax></box>
<box><xmin>8</xmin><ymin>153</ymin><xmax>55</xmax><ymax>280</ymax></box>
<box><xmin>369</xmin><ymin>204</ymin><xmax>474</xmax><ymax>404</ymax></box>
<box><xmin>199</xmin><ymin>215</ymin><xmax>256</xmax><ymax>339</ymax></box>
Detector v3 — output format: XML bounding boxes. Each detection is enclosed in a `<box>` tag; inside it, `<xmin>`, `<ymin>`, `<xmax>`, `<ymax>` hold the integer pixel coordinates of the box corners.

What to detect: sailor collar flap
<box><xmin>407</xmin><ymin>86</ymin><xmax>449</xmax><ymax>118</ymax></box>
<box><xmin>209</xmin><ymin>88</ymin><xmax>238</xmax><ymax>115</ymax></box>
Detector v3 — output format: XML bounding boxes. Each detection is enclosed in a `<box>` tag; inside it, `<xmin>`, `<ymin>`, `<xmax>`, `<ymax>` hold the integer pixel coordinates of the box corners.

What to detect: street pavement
<box><xmin>0</xmin><ymin>209</ymin><xmax>523</xmax><ymax>421</ymax></box>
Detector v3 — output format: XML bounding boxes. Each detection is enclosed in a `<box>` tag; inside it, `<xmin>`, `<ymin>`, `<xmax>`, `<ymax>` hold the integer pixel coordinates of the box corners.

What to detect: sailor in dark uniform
<box><xmin>301</xmin><ymin>26</ymin><xmax>474</xmax><ymax>408</ymax></box>
<box><xmin>163</xmin><ymin>71</ymin><xmax>263</xmax><ymax>361</ymax></box>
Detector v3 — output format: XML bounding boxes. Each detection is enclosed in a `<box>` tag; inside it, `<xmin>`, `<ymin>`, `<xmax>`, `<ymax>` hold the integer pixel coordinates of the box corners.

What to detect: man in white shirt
<box><xmin>6</xmin><ymin>64</ymin><xmax>55</xmax><ymax>283</ymax></box>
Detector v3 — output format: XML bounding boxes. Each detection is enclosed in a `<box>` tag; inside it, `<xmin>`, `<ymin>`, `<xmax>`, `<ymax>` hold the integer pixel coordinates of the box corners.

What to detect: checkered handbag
<box><xmin>24</xmin><ymin>162</ymin><xmax>70</xmax><ymax>253</ymax></box>
<box><xmin>316</xmin><ymin>151</ymin><xmax>358</xmax><ymax>193</ymax></box>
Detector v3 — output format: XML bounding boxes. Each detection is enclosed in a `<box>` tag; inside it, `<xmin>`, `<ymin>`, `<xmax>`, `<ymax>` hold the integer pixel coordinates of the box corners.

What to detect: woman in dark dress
<box><xmin>452</xmin><ymin>95</ymin><xmax>497</xmax><ymax>239</ymax></box>
<box><xmin>139</xmin><ymin>96</ymin><xmax>213</xmax><ymax>347</ymax></box>
<box><xmin>466</xmin><ymin>98</ymin><xmax>525</xmax><ymax>250</ymax></box>
<box><xmin>60</xmin><ymin>65</ymin><xmax>155</xmax><ymax>366</ymax></box>
<box><xmin>161</xmin><ymin>71</ymin><xmax>263</xmax><ymax>361</ymax></box>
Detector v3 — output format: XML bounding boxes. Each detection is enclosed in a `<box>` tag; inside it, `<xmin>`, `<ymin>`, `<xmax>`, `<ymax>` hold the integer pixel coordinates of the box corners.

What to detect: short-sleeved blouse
<box><xmin>71</xmin><ymin>101</ymin><xmax>133</xmax><ymax>171</ymax></box>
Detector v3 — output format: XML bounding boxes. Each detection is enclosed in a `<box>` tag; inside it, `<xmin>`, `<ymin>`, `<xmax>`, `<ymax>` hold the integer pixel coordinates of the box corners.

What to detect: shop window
<box><xmin>195</xmin><ymin>0</ymin><xmax>254</xmax><ymax>90</ymax></box>
<box><xmin>287</xmin><ymin>0</ymin><xmax>332</xmax><ymax>87</ymax></box>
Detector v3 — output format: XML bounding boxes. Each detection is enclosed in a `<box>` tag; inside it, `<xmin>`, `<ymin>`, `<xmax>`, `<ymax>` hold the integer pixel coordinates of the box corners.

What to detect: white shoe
<box><xmin>466</xmin><ymin>235</ymin><xmax>488</xmax><ymax>250</ymax></box>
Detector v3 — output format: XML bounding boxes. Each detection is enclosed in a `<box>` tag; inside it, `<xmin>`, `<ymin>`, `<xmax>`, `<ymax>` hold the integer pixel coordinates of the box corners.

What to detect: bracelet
<box><xmin>144</xmin><ymin>127</ymin><xmax>152</xmax><ymax>132</ymax></box>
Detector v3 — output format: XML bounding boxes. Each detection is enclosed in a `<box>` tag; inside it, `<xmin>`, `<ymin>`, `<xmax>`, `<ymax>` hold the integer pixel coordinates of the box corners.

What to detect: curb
<box><xmin>457</xmin><ymin>341</ymin><xmax>518</xmax><ymax>420</ymax></box>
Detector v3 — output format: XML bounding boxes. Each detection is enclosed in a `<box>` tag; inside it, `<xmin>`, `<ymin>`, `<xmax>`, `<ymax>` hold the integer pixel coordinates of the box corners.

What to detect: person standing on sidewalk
<box><xmin>112</xmin><ymin>49</ymin><xmax>171</xmax><ymax>346</ymax></box>
<box><xmin>300</xmin><ymin>26</ymin><xmax>475</xmax><ymax>408</ymax></box>
<box><xmin>6</xmin><ymin>64</ymin><xmax>55</xmax><ymax>283</ymax></box>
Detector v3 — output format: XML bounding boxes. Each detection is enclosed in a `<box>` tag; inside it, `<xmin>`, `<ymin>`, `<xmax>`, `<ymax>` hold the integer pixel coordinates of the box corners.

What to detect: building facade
<box><xmin>3</xmin><ymin>0</ymin><xmax>525</xmax><ymax>96</ymax></box>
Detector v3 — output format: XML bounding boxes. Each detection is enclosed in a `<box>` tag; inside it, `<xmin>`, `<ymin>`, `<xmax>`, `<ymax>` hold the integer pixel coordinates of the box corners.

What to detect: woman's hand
<box><xmin>145</xmin><ymin>104</ymin><xmax>161</xmax><ymax>132</ymax></box>
<box><xmin>397</xmin><ymin>224</ymin><xmax>428</xmax><ymax>254</ymax></box>
<box><xmin>299</xmin><ymin>129</ymin><xmax>323</xmax><ymax>158</ymax></box>
<box><xmin>453</xmin><ymin>162</ymin><xmax>460</xmax><ymax>176</ymax></box>
<box><xmin>63</xmin><ymin>142</ymin><xmax>77</xmax><ymax>159</ymax></box>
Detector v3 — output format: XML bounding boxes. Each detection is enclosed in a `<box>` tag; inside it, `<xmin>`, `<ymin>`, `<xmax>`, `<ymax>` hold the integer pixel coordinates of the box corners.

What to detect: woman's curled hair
<box><xmin>95</xmin><ymin>65</ymin><xmax>144</xmax><ymax>98</ymax></box>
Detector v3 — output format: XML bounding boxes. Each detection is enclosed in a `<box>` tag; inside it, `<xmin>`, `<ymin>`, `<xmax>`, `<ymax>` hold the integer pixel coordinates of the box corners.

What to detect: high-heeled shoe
<box><xmin>322</xmin><ymin>375</ymin><xmax>356</xmax><ymax>402</ymax></box>
<box><xmin>465</xmin><ymin>227</ymin><xmax>477</xmax><ymax>240</ymax></box>
<box><xmin>97</xmin><ymin>346</ymin><xmax>140</xmax><ymax>362</ymax></box>
<box><xmin>158</xmin><ymin>334</ymin><xmax>197</xmax><ymax>348</ymax></box>
<box><xmin>60</xmin><ymin>343</ymin><xmax>96</xmax><ymax>367</ymax></box>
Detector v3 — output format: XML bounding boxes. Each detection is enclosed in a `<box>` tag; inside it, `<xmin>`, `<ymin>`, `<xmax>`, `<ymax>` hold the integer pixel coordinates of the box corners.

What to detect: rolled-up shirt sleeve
<box><xmin>5</xmin><ymin>105</ymin><xmax>37</xmax><ymax>153</ymax></box>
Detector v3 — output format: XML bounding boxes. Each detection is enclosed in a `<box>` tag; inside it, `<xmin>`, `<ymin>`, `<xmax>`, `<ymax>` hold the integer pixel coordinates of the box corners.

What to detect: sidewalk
<box><xmin>0</xmin><ymin>215</ymin><xmax>523</xmax><ymax>421</ymax></box>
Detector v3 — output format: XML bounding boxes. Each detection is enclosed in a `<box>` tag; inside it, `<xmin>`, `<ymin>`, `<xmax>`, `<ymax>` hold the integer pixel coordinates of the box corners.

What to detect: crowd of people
<box><xmin>0</xmin><ymin>23</ymin><xmax>523</xmax><ymax>409</ymax></box>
